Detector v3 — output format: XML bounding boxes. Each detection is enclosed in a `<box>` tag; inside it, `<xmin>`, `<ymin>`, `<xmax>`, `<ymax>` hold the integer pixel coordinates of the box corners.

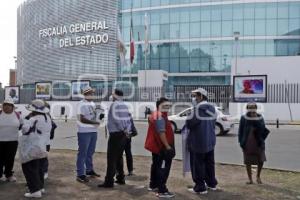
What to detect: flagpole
<box><xmin>130</xmin><ymin>1</ymin><xmax>133</xmax><ymax>84</ymax></box>
<box><xmin>144</xmin><ymin>13</ymin><xmax>148</xmax><ymax>90</ymax></box>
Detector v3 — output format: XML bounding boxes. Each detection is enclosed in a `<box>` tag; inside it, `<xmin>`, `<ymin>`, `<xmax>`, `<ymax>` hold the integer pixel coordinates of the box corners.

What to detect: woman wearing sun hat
<box><xmin>0</xmin><ymin>98</ymin><xmax>22</xmax><ymax>182</ymax></box>
<box><xmin>21</xmin><ymin>99</ymin><xmax>52</xmax><ymax>198</ymax></box>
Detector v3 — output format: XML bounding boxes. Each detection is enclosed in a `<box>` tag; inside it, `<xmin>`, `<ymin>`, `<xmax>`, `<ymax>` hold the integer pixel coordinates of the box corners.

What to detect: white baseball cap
<box><xmin>191</xmin><ymin>88</ymin><xmax>208</xmax><ymax>97</ymax></box>
<box><xmin>26</xmin><ymin>99</ymin><xmax>50</xmax><ymax>114</ymax></box>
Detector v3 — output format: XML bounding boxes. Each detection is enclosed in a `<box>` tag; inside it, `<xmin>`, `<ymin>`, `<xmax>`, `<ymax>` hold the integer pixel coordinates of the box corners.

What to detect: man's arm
<box><xmin>159</xmin><ymin>132</ymin><xmax>172</xmax><ymax>150</ymax></box>
<box><xmin>79</xmin><ymin>115</ymin><xmax>100</xmax><ymax>125</ymax></box>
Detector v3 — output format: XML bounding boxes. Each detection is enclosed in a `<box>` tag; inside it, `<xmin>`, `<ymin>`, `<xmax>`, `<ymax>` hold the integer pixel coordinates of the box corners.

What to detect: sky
<box><xmin>0</xmin><ymin>0</ymin><xmax>24</xmax><ymax>87</ymax></box>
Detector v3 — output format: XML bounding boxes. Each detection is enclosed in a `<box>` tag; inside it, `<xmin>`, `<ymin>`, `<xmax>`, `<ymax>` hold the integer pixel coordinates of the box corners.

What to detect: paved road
<box><xmin>52</xmin><ymin>120</ymin><xmax>300</xmax><ymax>172</ymax></box>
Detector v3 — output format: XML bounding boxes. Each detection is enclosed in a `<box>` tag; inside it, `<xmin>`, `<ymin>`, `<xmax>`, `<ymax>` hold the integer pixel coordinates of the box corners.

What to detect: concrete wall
<box><xmin>229</xmin><ymin>102</ymin><xmax>300</xmax><ymax>121</ymax></box>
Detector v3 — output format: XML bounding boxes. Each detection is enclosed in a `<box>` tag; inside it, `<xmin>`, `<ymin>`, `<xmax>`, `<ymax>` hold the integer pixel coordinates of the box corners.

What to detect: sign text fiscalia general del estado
<box><xmin>39</xmin><ymin>21</ymin><xmax>109</xmax><ymax>48</ymax></box>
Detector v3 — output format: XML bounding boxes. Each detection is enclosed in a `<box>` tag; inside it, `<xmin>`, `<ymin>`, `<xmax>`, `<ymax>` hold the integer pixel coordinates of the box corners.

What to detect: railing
<box><xmin>1</xmin><ymin>83</ymin><xmax>300</xmax><ymax>105</ymax></box>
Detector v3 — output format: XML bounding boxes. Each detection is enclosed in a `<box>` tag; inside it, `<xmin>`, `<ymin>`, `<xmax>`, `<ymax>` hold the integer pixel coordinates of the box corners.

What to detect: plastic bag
<box><xmin>19</xmin><ymin>127</ymin><xmax>48</xmax><ymax>164</ymax></box>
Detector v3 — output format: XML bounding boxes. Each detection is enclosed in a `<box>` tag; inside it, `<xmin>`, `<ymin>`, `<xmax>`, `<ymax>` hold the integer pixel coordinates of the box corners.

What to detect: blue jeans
<box><xmin>76</xmin><ymin>132</ymin><xmax>98</xmax><ymax>176</ymax></box>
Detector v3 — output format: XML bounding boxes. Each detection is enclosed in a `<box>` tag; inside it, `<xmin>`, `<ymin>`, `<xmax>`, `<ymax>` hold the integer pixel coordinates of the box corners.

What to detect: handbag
<box><xmin>19</xmin><ymin>120</ymin><xmax>48</xmax><ymax>164</ymax></box>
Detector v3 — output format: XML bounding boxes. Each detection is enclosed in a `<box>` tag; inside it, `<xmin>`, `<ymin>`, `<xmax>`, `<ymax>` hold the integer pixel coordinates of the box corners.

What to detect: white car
<box><xmin>168</xmin><ymin>106</ymin><xmax>234</xmax><ymax>136</ymax></box>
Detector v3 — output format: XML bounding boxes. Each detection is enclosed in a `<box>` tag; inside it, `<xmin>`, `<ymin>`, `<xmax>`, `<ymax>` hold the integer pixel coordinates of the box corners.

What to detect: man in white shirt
<box><xmin>76</xmin><ymin>86</ymin><xmax>101</xmax><ymax>183</ymax></box>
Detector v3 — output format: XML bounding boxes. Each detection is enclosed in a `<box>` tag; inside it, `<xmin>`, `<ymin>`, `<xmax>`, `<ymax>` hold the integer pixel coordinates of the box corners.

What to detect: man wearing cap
<box><xmin>186</xmin><ymin>88</ymin><xmax>219</xmax><ymax>194</ymax></box>
<box><xmin>98</xmin><ymin>89</ymin><xmax>132</xmax><ymax>188</ymax></box>
<box><xmin>0</xmin><ymin>98</ymin><xmax>22</xmax><ymax>182</ymax></box>
<box><xmin>76</xmin><ymin>86</ymin><xmax>100</xmax><ymax>183</ymax></box>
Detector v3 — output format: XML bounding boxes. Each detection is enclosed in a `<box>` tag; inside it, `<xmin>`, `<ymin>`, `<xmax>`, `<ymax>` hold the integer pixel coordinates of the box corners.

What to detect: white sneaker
<box><xmin>207</xmin><ymin>186</ymin><xmax>221</xmax><ymax>191</ymax></box>
<box><xmin>44</xmin><ymin>173</ymin><xmax>48</xmax><ymax>180</ymax></box>
<box><xmin>24</xmin><ymin>191</ymin><xmax>42</xmax><ymax>198</ymax></box>
<box><xmin>6</xmin><ymin>176</ymin><xmax>17</xmax><ymax>182</ymax></box>
<box><xmin>40</xmin><ymin>189</ymin><xmax>46</xmax><ymax>194</ymax></box>
<box><xmin>188</xmin><ymin>188</ymin><xmax>208</xmax><ymax>194</ymax></box>
<box><xmin>0</xmin><ymin>177</ymin><xmax>6</xmax><ymax>182</ymax></box>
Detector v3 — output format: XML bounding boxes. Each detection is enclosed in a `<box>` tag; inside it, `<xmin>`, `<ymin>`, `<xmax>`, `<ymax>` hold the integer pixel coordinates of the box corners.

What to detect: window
<box><xmin>277</xmin><ymin>19</ymin><xmax>289</xmax><ymax>35</ymax></box>
<box><xmin>201</xmin><ymin>7</ymin><xmax>211</xmax><ymax>21</ymax></box>
<box><xmin>170</xmin><ymin>58</ymin><xmax>179</xmax><ymax>72</ymax></box>
<box><xmin>180</xmin><ymin>42</ymin><xmax>190</xmax><ymax>57</ymax></box>
<box><xmin>255</xmin><ymin>4</ymin><xmax>266</xmax><ymax>19</ymax></box>
<box><xmin>233</xmin><ymin>20</ymin><xmax>243</xmax><ymax>36</ymax></box>
<box><xmin>255</xmin><ymin>20</ymin><xmax>266</xmax><ymax>36</ymax></box>
<box><xmin>222</xmin><ymin>6</ymin><xmax>233</xmax><ymax>21</ymax></box>
<box><xmin>170</xmin><ymin>9</ymin><xmax>180</xmax><ymax>23</ymax></box>
<box><xmin>160</xmin><ymin>58</ymin><xmax>170</xmax><ymax>71</ymax></box>
<box><xmin>233</xmin><ymin>5</ymin><xmax>243</xmax><ymax>20</ymax></box>
<box><xmin>278</xmin><ymin>3</ymin><xmax>289</xmax><ymax>19</ymax></box>
<box><xmin>160</xmin><ymin>10</ymin><xmax>169</xmax><ymax>24</ymax></box>
<box><xmin>190</xmin><ymin>8</ymin><xmax>201</xmax><ymax>22</ymax></box>
<box><xmin>201</xmin><ymin>21</ymin><xmax>211</xmax><ymax>37</ymax></box>
<box><xmin>151</xmin><ymin>0</ymin><xmax>160</xmax><ymax>7</ymax></box>
<box><xmin>288</xmin><ymin>19</ymin><xmax>300</xmax><ymax>34</ymax></box>
<box><xmin>244</xmin><ymin>4</ymin><xmax>255</xmax><ymax>19</ymax></box>
<box><xmin>266</xmin><ymin>3</ymin><xmax>277</xmax><ymax>19</ymax></box>
<box><xmin>180</xmin><ymin>23</ymin><xmax>189</xmax><ymax>39</ymax></box>
<box><xmin>150</xmin><ymin>25</ymin><xmax>160</xmax><ymax>40</ymax></box>
<box><xmin>289</xmin><ymin>2</ymin><xmax>300</xmax><ymax>18</ymax></box>
<box><xmin>180</xmin><ymin>9</ymin><xmax>190</xmax><ymax>23</ymax></box>
<box><xmin>211</xmin><ymin>7</ymin><xmax>221</xmax><ymax>21</ymax></box>
<box><xmin>190</xmin><ymin>22</ymin><xmax>201</xmax><ymax>38</ymax></box>
<box><xmin>211</xmin><ymin>21</ymin><xmax>221</xmax><ymax>37</ymax></box>
<box><xmin>160</xmin><ymin>24</ymin><xmax>170</xmax><ymax>39</ymax></box>
<box><xmin>243</xmin><ymin>40</ymin><xmax>255</xmax><ymax>56</ymax></box>
<box><xmin>255</xmin><ymin>40</ymin><xmax>266</xmax><ymax>56</ymax></box>
<box><xmin>190</xmin><ymin>42</ymin><xmax>200</xmax><ymax>57</ymax></box>
<box><xmin>170</xmin><ymin>24</ymin><xmax>180</xmax><ymax>39</ymax></box>
<box><xmin>159</xmin><ymin>44</ymin><xmax>170</xmax><ymax>58</ymax></box>
<box><xmin>244</xmin><ymin>20</ymin><xmax>255</xmax><ymax>36</ymax></box>
<box><xmin>266</xmin><ymin>40</ymin><xmax>275</xmax><ymax>56</ymax></box>
<box><xmin>190</xmin><ymin>57</ymin><xmax>201</xmax><ymax>72</ymax></box>
<box><xmin>170</xmin><ymin>43</ymin><xmax>180</xmax><ymax>57</ymax></box>
<box><xmin>222</xmin><ymin>21</ymin><xmax>233</xmax><ymax>37</ymax></box>
<box><xmin>266</xmin><ymin>19</ymin><xmax>277</xmax><ymax>36</ymax></box>
<box><xmin>180</xmin><ymin>58</ymin><xmax>190</xmax><ymax>72</ymax></box>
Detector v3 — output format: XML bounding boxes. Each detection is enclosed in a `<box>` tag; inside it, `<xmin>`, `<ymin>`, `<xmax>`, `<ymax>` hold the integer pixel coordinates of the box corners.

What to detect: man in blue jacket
<box><xmin>186</xmin><ymin>88</ymin><xmax>218</xmax><ymax>194</ymax></box>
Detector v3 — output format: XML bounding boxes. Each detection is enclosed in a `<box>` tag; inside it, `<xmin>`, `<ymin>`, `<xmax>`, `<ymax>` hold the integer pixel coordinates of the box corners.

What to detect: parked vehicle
<box><xmin>168</xmin><ymin>106</ymin><xmax>234</xmax><ymax>136</ymax></box>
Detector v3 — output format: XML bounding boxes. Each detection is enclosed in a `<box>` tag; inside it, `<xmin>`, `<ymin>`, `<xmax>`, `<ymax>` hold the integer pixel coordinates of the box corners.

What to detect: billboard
<box><xmin>71</xmin><ymin>80</ymin><xmax>90</xmax><ymax>100</ymax></box>
<box><xmin>4</xmin><ymin>86</ymin><xmax>20</xmax><ymax>104</ymax></box>
<box><xmin>35</xmin><ymin>82</ymin><xmax>52</xmax><ymax>100</ymax></box>
<box><xmin>233</xmin><ymin>75</ymin><xmax>267</xmax><ymax>102</ymax></box>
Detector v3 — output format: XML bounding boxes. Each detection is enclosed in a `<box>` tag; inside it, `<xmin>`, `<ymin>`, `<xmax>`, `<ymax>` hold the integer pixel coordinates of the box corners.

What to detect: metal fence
<box><xmin>1</xmin><ymin>83</ymin><xmax>300</xmax><ymax>106</ymax></box>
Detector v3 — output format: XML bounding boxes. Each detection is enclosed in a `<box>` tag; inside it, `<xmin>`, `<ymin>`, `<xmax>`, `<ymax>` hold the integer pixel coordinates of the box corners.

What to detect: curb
<box><xmin>52</xmin><ymin>148</ymin><xmax>300</xmax><ymax>174</ymax></box>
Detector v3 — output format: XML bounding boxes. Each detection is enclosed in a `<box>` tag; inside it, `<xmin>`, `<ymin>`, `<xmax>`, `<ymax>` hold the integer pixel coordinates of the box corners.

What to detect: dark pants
<box><xmin>22</xmin><ymin>158</ymin><xmax>46</xmax><ymax>193</ymax></box>
<box><xmin>150</xmin><ymin>153</ymin><xmax>173</xmax><ymax>193</ymax></box>
<box><xmin>42</xmin><ymin>145</ymin><xmax>51</xmax><ymax>174</ymax></box>
<box><xmin>124</xmin><ymin>138</ymin><xmax>133</xmax><ymax>173</ymax></box>
<box><xmin>104</xmin><ymin>132</ymin><xmax>127</xmax><ymax>185</ymax></box>
<box><xmin>0</xmin><ymin>141</ymin><xmax>18</xmax><ymax>178</ymax></box>
<box><xmin>190</xmin><ymin>150</ymin><xmax>218</xmax><ymax>192</ymax></box>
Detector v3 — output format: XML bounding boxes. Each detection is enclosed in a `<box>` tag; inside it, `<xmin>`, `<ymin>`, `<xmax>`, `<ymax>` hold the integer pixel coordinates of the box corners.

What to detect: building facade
<box><xmin>17</xmin><ymin>0</ymin><xmax>118</xmax><ymax>86</ymax></box>
<box><xmin>9</xmin><ymin>69</ymin><xmax>17</xmax><ymax>86</ymax></box>
<box><xmin>119</xmin><ymin>0</ymin><xmax>300</xmax><ymax>87</ymax></box>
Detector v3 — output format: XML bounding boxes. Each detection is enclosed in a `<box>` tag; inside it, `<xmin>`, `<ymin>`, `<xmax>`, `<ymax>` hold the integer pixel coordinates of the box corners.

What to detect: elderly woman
<box><xmin>0</xmin><ymin>98</ymin><xmax>22</xmax><ymax>182</ymax></box>
<box><xmin>238</xmin><ymin>103</ymin><xmax>269</xmax><ymax>185</ymax></box>
<box><xmin>21</xmin><ymin>100</ymin><xmax>52</xmax><ymax>198</ymax></box>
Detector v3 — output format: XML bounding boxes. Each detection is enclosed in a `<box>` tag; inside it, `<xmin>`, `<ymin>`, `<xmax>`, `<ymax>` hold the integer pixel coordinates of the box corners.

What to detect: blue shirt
<box><xmin>107</xmin><ymin>100</ymin><xmax>132</xmax><ymax>134</ymax></box>
<box><xmin>155</xmin><ymin>117</ymin><xmax>166</xmax><ymax>134</ymax></box>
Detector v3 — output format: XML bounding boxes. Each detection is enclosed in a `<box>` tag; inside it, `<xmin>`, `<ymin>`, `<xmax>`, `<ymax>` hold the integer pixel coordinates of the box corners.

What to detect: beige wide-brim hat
<box><xmin>26</xmin><ymin>99</ymin><xmax>50</xmax><ymax>114</ymax></box>
<box><xmin>82</xmin><ymin>86</ymin><xmax>95</xmax><ymax>95</ymax></box>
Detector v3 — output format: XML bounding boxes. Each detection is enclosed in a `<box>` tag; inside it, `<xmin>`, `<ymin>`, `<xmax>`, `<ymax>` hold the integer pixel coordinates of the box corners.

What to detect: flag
<box><xmin>130</xmin><ymin>16</ymin><xmax>135</xmax><ymax>65</ymax></box>
<box><xmin>144</xmin><ymin>13</ymin><xmax>149</xmax><ymax>54</ymax></box>
<box><xmin>117</xmin><ymin>25</ymin><xmax>127</xmax><ymax>67</ymax></box>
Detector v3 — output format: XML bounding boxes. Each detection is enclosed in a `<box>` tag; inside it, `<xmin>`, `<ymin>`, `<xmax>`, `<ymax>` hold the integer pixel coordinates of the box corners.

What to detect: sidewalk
<box><xmin>0</xmin><ymin>150</ymin><xmax>299</xmax><ymax>200</ymax></box>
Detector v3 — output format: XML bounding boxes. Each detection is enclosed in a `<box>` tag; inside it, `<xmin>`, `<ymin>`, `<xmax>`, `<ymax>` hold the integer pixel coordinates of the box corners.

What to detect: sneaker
<box><xmin>188</xmin><ymin>188</ymin><xmax>208</xmax><ymax>194</ymax></box>
<box><xmin>156</xmin><ymin>192</ymin><xmax>175</xmax><ymax>198</ymax></box>
<box><xmin>44</xmin><ymin>173</ymin><xmax>48</xmax><ymax>180</ymax></box>
<box><xmin>76</xmin><ymin>175</ymin><xmax>89</xmax><ymax>183</ymax></box>
<box><xmin>24</xmin><ymin>191</ymin><xmax>42</xmax><ymax>198</ymax></box>
<box><xmin>127</xmin><ymin>171</ymin><xmax>134</xmax><ymax>176</ymax></box>
<box><xmin>148</xmin><ymin>187</ymin><xmax>159</xmax><ymax>192</ymax></box>
<box><xmin>115</xmin><ymin>180</ymin><xmax>126</xmax><ymax>185</ymax></box>
<box><xmin>207</xmin><ymin>186</ymin><xmax>221</xmax><ymax>191</ymax></box>
<box><xmin>86</xmin><ymin>170</ymin><xmax>100</xmax><ymax>178</ymax></box>
<box><xmin>40</xmin><ymin>189</ymin><xmax>46</xmax><ymax>194</ymax></box>
<box><xmin>6</xmin><ymin>176</ymin><xmax>17</xmax><ymax>182</ymax></box>
<box><xmin>0</xmin><ymin>176</ymin><xmax>6</xmax><ymax>182</ymax></box>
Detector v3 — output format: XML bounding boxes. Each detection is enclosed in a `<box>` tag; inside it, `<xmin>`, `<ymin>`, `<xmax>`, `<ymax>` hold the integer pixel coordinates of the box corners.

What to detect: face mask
<box><xmin>192</xmin><ymin>97</ymin><xmax>197</xmax><ymax>106</ymax></box>
<box><xmin>161</xmin><ymin>111</ymin><xmax>168</xmax><ymax>117</ymax></box>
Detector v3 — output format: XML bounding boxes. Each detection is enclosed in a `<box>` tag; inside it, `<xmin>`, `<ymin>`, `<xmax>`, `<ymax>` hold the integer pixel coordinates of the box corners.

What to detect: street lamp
<box><xmin>233</xmin><ymin>31</ymin><xmax>240</xmax><ymax>75</ymax></box>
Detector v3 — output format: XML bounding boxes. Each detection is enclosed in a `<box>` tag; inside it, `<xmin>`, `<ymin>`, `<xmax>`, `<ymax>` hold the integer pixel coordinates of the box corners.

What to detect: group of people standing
<box><xmin>0</xmin><ymin>86</ymin><xmax>269</xmax><ymax>199</ymax></box>
<box><xmin>0</xmin><ymin>98</ymin><xmax>56</xmax><ymax>198</ymax></box>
